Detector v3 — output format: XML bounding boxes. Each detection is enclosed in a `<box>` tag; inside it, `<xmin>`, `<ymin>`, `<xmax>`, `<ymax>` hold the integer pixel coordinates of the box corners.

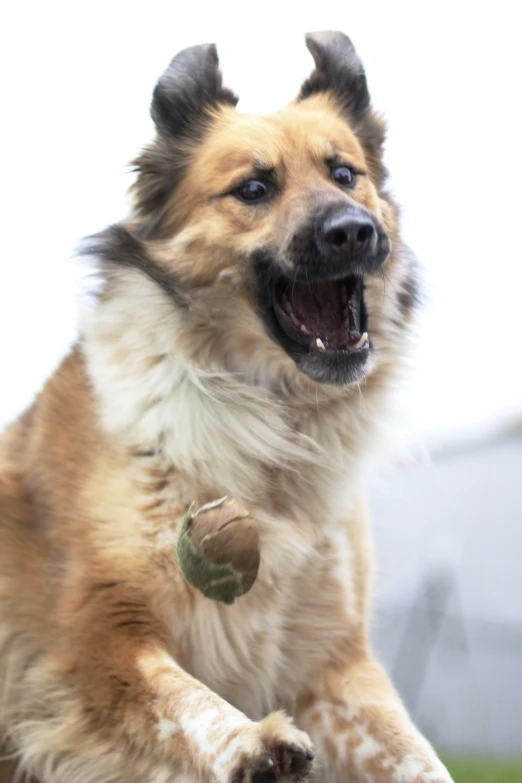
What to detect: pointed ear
<box><xmin>151</xmin><ymin>43</ymin><xmax>238</xmax><ymax>137</ymax></box>
<box><xmin>299</xmin><ymin>31</ymin><xmax>387</xmax><ymax>187</ymax></box>
<box><xmin>298</xmin><ymin>31</ymin><xmax>370</xmax><ymax>115</ymax></box>
<box><xmin>133</xmin><ymin>43</ymin><xmax>238</xmax><ymax>233</ymax></box>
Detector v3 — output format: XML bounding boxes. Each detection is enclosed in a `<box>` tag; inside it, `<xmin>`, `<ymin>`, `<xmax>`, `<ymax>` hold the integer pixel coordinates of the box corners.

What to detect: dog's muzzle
<box><xmin>254</xmin><ymin>202</ymin><xmax>391</xmax><ymax>386</ymax></box>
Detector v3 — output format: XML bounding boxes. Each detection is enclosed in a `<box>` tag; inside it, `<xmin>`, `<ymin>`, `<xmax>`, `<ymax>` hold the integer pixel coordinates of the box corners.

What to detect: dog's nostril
<box><xmin>356</xmin><ymin>224</ymin><xmax>374</xmax><ymax>244</ymax></box>
<box><xmin>321</xmin><ymin>214</ymin><xmax>375</xmax><ymax>251</ymax></box>
<box><xmin>328</xmin><ymin>229</ymin><xmax>348</xmax><ymax>247</ymax></box>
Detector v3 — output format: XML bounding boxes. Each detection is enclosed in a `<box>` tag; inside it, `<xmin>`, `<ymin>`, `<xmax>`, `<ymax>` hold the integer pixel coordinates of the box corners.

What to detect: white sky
<box><xmin>1</xmin><ymin>1</ymin><xmax>521</xmax><ymax>450</ymax></box>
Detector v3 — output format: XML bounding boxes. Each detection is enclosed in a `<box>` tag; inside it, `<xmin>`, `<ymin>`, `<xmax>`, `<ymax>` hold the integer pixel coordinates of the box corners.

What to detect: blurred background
<box><xmin>1</xmin><ymin>1</ymin><xmax>521</xmax><ymax>779</ymax></box>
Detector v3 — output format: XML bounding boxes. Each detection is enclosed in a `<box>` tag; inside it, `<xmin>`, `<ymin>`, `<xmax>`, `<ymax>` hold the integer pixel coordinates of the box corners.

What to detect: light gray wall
<box><xmin>369</xmin><ymin>437</ymin><xmax>522</xmax><ymax>756</ymax></box>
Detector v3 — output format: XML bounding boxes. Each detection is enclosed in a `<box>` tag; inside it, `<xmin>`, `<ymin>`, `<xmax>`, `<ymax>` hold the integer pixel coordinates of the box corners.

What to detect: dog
<box><xmin>0</xmin><ymin>31</ymin><xmax>453</xmax><ymax>783</ymax></box>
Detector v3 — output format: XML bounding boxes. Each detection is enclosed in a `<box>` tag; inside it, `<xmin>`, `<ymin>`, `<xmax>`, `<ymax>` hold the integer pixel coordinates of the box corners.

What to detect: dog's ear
<box><xmin>132</xmin><ymin>44</ymin><xmax>237</xmax><ymax>234</ymax></box>
<box><xmin>299</xmin><ymin>31</ymin><xmax>387</xmax><ymax>187</ymax></box>
<box><xmin>151</xmin><ymin>43</ymin><xmax>238</xmax><ymax>137</ymax></box>
<box><xmin>298</xmin><ymin>31</ymin><xmax>370</xmax><ymax>115</ymax></box>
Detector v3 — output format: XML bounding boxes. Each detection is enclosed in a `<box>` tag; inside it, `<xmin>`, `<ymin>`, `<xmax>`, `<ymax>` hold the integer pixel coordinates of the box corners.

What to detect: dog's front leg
<box><xmin>116</xmin><ymin>646</ymin><xmax>314</xmax><ymax>783</ymax></box>
<box><xmin>15</xmin><ymin>580</ymin><xmax>313</xmax><ymax>783</ymax></box>
<box><xmin>296</xmin><ymin>654</ymin><xmax>452</xmax><ymax>783</ymax></box>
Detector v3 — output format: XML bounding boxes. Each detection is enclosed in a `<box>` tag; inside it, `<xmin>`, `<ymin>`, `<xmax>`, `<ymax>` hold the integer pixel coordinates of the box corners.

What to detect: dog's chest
<box><xmin>179</xmin><ymin>518</ymin><xmax>355</xmax><ymax>720</ymax></box>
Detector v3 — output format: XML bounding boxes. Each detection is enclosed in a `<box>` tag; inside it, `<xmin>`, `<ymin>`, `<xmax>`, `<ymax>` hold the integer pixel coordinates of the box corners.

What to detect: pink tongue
<box><xmin>290</xmin><ymin>281</ymin><xmax>344</xmax><ymax>335</ymax></box>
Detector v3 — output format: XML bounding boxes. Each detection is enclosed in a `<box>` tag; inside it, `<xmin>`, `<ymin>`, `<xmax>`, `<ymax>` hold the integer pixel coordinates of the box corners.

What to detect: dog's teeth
<box><xmin>300</xmin><ymin>324</ymin><xmax>310</xmax><ymax>334</ymax></box>
<box><xmin>353</xmin><ymin>332</ymin><xmax>369</xmax><ymax>350</ymax></box>
<box><xmin>290</xmin><ymin>313</ymin><xmax>299</xmax><ymax>326</ymax></box>
<box><xmin>316</xmin><ymin>338</ymin><xmax>326</xmax><ymax>350</ymax></box>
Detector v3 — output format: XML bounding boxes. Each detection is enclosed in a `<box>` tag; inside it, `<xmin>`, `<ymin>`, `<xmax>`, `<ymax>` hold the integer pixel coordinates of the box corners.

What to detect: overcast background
<box><xmin>1</xmin><ymin>0</ymin><xmax>521</xmax><ymax>762</ymax></box>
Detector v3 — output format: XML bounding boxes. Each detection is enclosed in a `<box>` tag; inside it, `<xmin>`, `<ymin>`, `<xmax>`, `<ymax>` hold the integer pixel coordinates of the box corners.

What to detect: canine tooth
<box><xmin>353</xmin><ymin>332</ymin><xmax>369</xmax><ymax>350</ymax></box>
<box><xmin>290</xmin><ymin>313</ymin><xmax>299</xmax><ymax>326</ymax></box>
<box><xmin>300</xmin><ymin>324</ymin><xmax>310</xmax><ymax>334</ymax></box>
<box><xmin>282</xmin><ymin>295</ymin><xmax>292</xmax><ymax>314</ymax></box>
<box><xmin>316</xmin><ymin>338</ymin><xmax>326</xmax><ymax>350</ymax></box>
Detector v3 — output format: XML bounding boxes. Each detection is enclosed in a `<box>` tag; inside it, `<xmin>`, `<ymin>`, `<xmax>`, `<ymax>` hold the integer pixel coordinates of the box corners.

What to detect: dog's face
<box><xmin>99</xmin><ymin>33</ymin><xmax>416</xmax><ymax>389</ymax></box>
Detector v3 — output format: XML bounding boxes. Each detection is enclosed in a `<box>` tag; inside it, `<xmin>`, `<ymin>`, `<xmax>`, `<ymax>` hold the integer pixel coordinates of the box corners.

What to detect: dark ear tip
<box><xmin>201</xmin><ymin>42</ymin><xmax>219</xmax><ymax>65</ymax></box>
<box><xmin>172</xmin><ymin>41</ymin><xmax>219</xmax><ymax>67</ymax></box>
<box><xmin>299</xmin><ymin>30</ymin><xmax>370</xmax><ymax>114</ymax></box>
<box><xmin>151</xmin><ymin>41</ymin><xmax>237</xmax><ymax>137</ymax></box>
<box><xmin>305</xmin><ymin>30</ymin><xmax>355</xmax><ymax>53</ymax></box>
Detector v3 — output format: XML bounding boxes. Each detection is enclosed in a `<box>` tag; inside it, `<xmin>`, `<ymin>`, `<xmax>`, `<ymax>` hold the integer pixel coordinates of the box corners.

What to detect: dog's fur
<box><xmin>0</xmin><ymin>32</ymin><xmax>452</xmax><ymax>783</ymax></box>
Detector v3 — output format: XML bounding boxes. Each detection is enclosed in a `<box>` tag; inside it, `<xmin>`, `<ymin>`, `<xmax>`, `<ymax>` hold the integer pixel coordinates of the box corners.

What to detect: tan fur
<box><xmin>0</xmin><ymin>41</ymin><xmax>451</xmax><ymax>783</ymax></box>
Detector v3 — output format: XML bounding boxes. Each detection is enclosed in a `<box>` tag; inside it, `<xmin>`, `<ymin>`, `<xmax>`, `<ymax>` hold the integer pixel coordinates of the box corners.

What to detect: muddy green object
<box><xmin>176</xmin><ymin>497</ymin><xmax>260</xmax><ymax>604</ymax></box>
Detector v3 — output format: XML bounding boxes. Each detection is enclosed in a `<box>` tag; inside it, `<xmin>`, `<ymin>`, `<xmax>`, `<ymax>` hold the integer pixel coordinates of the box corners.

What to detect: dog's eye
<box><xmin>235</xmin><ymin>180</ymin><xmax>269</xmax><ymax>203</ymax></box>
<box><xmin>332</xmin><ymin>166</ymin><xmax>356</xmax><ymax>188</ymax></box>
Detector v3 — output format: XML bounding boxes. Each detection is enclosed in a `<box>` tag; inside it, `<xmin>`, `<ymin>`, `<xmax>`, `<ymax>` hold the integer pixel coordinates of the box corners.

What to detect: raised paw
<box><xmin>219</xmin><ymin>712</ymin><xmax>314</xmax><ymax>783</ymax></box>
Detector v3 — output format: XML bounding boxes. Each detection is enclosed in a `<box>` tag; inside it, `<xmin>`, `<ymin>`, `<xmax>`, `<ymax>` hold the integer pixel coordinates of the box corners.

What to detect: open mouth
<box><xmin>256</xmin><ymin>265</ymin><xmax>372</xmax><ymax>386</ymax></box>
<box><xmin>272</xmin><ymin>275</ymin><xmax>369</xmax><ymax>354</ymax></box>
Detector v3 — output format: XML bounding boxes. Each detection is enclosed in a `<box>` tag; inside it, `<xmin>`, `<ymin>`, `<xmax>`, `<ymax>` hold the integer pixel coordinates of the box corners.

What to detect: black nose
<box><xmin>318</xmin><ymin>209</ymin><xmax>375</xmax><ymax>256</ymax></box>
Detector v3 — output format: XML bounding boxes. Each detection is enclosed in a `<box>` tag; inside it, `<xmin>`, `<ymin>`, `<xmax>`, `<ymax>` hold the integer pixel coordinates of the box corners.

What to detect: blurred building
<box><xmin>369</xmin><ymin>423</ymin><xmax>522</xmax><ymax>756</ymax></box>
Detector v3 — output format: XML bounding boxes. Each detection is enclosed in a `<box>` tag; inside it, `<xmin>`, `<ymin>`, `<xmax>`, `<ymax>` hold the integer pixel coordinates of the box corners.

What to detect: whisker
<box><xmin>379</xmin><ymin>267</ymin><xmax>389</xmax><ymax>306</ymax></box>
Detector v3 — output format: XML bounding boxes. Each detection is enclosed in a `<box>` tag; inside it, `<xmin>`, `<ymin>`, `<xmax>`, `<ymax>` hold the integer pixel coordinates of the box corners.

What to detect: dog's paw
<box><xmin>217</xmin><ymin>712</ymin><xmax>314</xmax><ymax>783</ymax></box>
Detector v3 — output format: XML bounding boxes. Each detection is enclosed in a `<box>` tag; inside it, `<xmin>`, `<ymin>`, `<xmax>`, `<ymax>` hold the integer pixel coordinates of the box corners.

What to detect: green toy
<box><xmin>176</xmin><ymin>497</ymin><xmax>260</xmax><ymax>604</ymax></box>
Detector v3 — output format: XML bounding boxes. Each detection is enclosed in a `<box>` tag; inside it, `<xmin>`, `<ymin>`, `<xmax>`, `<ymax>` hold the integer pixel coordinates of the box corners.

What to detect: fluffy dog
<box><xmin>0</xmin><ymin>31</ymin><xmax>452</xmax><ymax>783</ymax></box>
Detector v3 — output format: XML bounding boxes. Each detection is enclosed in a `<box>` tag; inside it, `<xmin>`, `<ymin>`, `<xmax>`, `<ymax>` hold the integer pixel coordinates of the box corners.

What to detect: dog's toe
<box><xmin>287</xmin><ymin>745</ymin><xmax>315</xmax><ymax>777</ymax></box>
<box><xmin>251</xmin><ymin>768</ymin><xmax>277</xmax><ymax>783</ymax></box>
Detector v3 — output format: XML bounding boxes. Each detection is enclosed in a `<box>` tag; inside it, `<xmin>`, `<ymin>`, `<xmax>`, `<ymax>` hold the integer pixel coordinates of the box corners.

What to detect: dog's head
<box><xmin>95</xmin><ymin>32</ymin><xmax>418</xmax><ymax>390</ymax></box>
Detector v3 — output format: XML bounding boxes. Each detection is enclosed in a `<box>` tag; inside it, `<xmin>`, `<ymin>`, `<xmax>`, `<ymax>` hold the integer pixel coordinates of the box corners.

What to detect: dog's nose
<box><xmin>318</xmin><ymin>210</ymin><xmax>375</xmax><ymax>257</ymax></box>
<box><xmin>292</xmin><ymin>203</ymin><xmax>389</xmax><ymax>280</ymax></box>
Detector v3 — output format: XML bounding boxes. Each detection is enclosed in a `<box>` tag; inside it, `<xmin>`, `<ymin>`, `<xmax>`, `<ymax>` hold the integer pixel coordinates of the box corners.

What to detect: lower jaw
<box><xmin>265</xmin><ymin>310</ymin><xmax>372</xmax><ymax>385</ymax></box>
<box><xmin>290</xmin><ymin>342</ymin><xmax>372</xmax><ymax>385</ymax></box>
<box><xmin>268</xmin><ymin>287</ymin><xmax>371</xmax><ymax>386</ymax></box>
